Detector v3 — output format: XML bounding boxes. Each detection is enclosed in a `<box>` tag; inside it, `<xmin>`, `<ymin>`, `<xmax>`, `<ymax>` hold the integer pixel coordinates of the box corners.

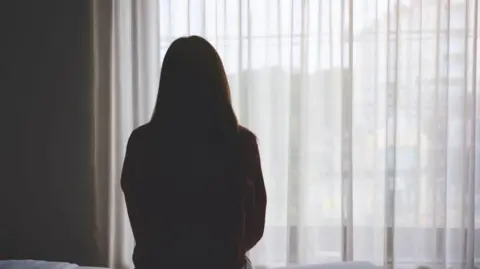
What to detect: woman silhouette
<box><xmin>121</xmin><ymin>36</ymin><xmax>266</xmax><ymax>269</ymax></box>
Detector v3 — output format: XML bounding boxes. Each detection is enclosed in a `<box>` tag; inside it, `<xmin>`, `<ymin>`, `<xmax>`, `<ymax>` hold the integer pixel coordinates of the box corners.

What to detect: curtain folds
<box><xmin>92</xmin><ymin>0</ymin><xmax>480</xmax><ymax>268</ymax></box>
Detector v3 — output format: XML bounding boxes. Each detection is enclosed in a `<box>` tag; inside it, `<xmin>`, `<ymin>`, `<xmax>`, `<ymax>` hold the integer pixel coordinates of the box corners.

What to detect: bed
<box><xmin>272</xmin><ymin>262</ymin><xmax>379</xmax><ymax>269</ymax></box>
<box><xmin>0</xmin><ymin>260</ymin><xmax>378</xmax><ymax>269</ymax></box>
<box><xmin>0</xmin><ymin>260</ymin><xmax>107</xmax><ymax>269</ymax></box>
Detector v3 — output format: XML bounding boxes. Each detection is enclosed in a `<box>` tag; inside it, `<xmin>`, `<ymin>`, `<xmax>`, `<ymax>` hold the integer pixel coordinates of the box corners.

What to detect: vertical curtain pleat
<box><xmin>91</xmin><ymin>0</ymin><xmax>113</xmax><ymax>266</ymax></box>
<box><xmin>467</xmin><ymin>0</ymin><xmax>479</xmax><ymax>267</ymax></box>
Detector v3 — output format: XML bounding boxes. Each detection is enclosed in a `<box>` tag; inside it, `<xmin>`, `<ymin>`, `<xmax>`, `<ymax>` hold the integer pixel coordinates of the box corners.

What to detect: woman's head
<box><xmin>151</xmin><ymin>36</ymin><xmax>238</xmax><ymax>138</ymax></box>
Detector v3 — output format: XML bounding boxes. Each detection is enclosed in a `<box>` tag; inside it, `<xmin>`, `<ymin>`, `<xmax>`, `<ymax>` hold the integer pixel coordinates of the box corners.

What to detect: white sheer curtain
<box><xmin>92</xmin><ymin>0</ymin><xmax>480</xmax><ymax>268</ymax></box>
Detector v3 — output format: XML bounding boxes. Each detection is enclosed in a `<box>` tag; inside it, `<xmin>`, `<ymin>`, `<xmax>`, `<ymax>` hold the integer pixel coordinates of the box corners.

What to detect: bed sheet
<box><xmin>0</xmin><ymin>260</ymin><xmax>108</xmax><ymax>269</ymax></box>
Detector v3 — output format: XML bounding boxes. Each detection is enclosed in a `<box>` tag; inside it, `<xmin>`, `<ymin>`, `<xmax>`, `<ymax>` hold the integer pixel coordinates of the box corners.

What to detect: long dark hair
<box><xmin>150</xmin><ymin>37</ymin><xmax>246</xmax><ymax>261</ymax></box>
<box><xmin>151</xmin><ymin>36</ymin><xmax>239</xmax><ymax>141</ymax></box>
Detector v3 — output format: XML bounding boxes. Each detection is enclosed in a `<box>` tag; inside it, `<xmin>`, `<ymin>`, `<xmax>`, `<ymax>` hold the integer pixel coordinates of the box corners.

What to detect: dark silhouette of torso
<box><xmin>121</xmin><ymin>123</ymin><xmax>266</xmax><ymax>269</ymax></box>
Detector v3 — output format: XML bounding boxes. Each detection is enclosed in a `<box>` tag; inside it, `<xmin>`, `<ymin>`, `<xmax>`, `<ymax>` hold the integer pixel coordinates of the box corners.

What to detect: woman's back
<box><xmin>121</xmin><ymin>123</ymin><xmax>264</xmax><ymax>269</ymax></box>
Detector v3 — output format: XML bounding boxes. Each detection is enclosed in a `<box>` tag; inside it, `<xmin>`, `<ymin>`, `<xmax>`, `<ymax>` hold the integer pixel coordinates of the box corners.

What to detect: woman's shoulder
<box><xmin>126</xmin><ymin>123</ymin><xmax>152</xmax><ymax>150</ymax></box>
<box><xmin>129</xmin><ymin>124</ymin><xmax>256</xmax><ymax>145</ymax></box>
<box><xmin>238</xmin><ymin>125</ymin><xmax>256</xmax><ymax>141</ymax></box>
<box><xmin>237</xmin><ymin>126</ymin><xmax>261</xmax><ymax>166</ymax></box>
<box><xmin>131</xmin><ymin>123</ymin><xmax>150</xmax><ymax>137</ymax></box>
<box><xmin>128</xmin><ymin>124</ymin><xmax>147</xmax><ymax>141</ymax></box>
<box><xmin>238</xmin><ymin>125</ymin><xmax>258</xmax><ymax>151</ymax></box>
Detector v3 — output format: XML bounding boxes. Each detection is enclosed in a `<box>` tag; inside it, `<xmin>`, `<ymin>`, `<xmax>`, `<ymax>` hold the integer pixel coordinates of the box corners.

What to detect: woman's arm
<box><xmin>244</xmin><ymin>136</ymin><xmax>267</xmax><ymax>251</ymax></box>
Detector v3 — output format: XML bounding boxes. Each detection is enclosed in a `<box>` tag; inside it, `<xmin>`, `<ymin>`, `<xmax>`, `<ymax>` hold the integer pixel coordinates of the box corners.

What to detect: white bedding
<box><xmin>0</xmin><ymin>260</ymin><xmax>377</xmax><ymax>269</ymax></box>
<box><xmin>0</xmin><ymin>260</ymin><xmax>107</xmax><ymax>269</ymax></box>
<box><xmin>273</xmin><ymin>261</ymin><xmax>378</xmax><ymax>269</ymax></box>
